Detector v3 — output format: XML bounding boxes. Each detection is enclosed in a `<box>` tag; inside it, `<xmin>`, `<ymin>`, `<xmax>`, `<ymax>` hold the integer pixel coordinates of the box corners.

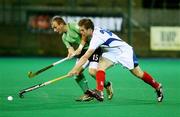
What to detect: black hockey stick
<box><xmin>28</xmin><ymin>57</ymin><xmax>69</xmax><ymax>78</ymax></box>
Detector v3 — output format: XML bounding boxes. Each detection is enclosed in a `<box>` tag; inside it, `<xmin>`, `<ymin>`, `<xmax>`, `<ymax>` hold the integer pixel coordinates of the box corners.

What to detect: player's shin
<box><xmin>142</xmin><ymin>71</ymin><xmax>160</xmax><ymax>89</ymax></box>
<box><xmin>96</xmin><ymin>70</ymin><xmax>105</xmax><ymax>91</ymax></box>
<box><xmin>75</xmin><ymin>73</ymin><xmax>89</xmax><ymax>93</ymax></box>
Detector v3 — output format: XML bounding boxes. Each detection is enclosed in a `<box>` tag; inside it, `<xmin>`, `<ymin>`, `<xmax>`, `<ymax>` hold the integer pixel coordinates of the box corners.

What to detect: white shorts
<box><xmin>102</xmin><ymin>46</ymin><xmax>138</xmax><ymax>70</ymax></box>
<box><xmin>76</xmin><ymin>58</ymin><xmax>98</xmax><ymax>69</ymax></box>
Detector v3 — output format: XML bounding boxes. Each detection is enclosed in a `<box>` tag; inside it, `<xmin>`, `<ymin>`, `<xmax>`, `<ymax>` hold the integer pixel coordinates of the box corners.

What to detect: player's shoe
<box><xmin>86</xmin><ymin>89</ymin><xmax>104</xmax><ymax>102</ymax></box>
<box><xmin>75</xmin><ymin>92</ymin><xmax>94</xmax><ymax>102</ymax></box>
<box><xmin>155</xmin><ymin>84</ymin><xmax>164</xmax><ymax>102</ymax></box>
<box><xmin>104</xmin><ymin>82</ymin><xmax>113</xmax><ymax>100</ymax></box>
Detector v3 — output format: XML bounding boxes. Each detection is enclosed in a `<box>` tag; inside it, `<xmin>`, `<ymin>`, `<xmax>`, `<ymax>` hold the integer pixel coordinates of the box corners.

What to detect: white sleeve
<box><xmin>89</xmin><ymin>35</ymin><xmax>104</xmax><ymax>50</ymax></box>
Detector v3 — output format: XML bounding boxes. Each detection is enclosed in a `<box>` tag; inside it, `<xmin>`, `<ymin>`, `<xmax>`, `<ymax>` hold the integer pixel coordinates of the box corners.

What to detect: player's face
<box><xmin>51</xmin><ymin>21</ymin><xmax>64</xmax><ymax>34</ymax></box>
<box><xmin>79</xmin><ymin>26</ymin><xmax>92</xmax><ymax>37</ymax></box>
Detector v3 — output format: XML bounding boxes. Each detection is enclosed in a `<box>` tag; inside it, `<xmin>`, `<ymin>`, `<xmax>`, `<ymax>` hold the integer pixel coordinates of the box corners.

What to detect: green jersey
<box><xmin>62</xmin><ymin>23</ymin><xmax>89</xmax><ymax>49</ymax></box>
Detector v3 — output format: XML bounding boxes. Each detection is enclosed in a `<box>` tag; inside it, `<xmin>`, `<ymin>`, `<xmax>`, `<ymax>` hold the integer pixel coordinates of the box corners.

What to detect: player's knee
<box><xmin>135</xmin><ymin>71</ymin><xmax>144</xmax><ymax>78</ymax></box>
<box><xmin>75</xmin><ymin>73</ymin><xmax>85</xmax><ymax>81</ymax></box>
<box><xmin>131</xmin><ymin>70</ymin><xmax>144</xmax><ymax>78</ymax></box>
<box><xmin>131</xmin><ymin>66</ymin><xmax>144</xmax><ymax>78</ymax></box>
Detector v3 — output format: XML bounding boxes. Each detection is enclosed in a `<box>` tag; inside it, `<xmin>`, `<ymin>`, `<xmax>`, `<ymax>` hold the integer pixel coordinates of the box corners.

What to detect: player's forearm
<box><xmin>74</xmin><ymin>36</ymin><xmax>87</xmax><ymax>55</ymax></box>
<box><xmin>73</xmin><ymin>49</ymin><xmax>94</xmax><ymax>72</ymax></box>
<box><xmin>73</xmin><ymin>55</ymin><xmax>88</xmax><ymax>72</ymax></box>
<box><xmin>77</xmin><ymin>44</ymin><xmax>84</xmax><ymax>51</ymax></box>
<box><xmin>65</xmin><ymin>42</ymin><xmax>72</xmax><ymax>48</ymax></box>
<box><xmin>67</xmin><ymin>47</ymin><xmax>75</xmax><ymax>57</ymax></box>
<box><xmin>68</xmin><ymin>46</ymin><xmax>74</xmax><ymax>51</ymax></box>
<box><xmin>62</xmin><ymin>38</ymin><xmax>71</xmax><ymax>48</ymax></box>
<box><xmin>77</xmin><ymin>35</ymin><xmax>87</xmax><ymax>50</ymax></box>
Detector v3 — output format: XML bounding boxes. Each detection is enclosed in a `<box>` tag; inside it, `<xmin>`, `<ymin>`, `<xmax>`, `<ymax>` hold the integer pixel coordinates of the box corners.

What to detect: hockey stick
<box><xmin>28</xmin><ymin>56</ymin><xmax>72</xmax><ymax>78</ymax></box>
<box><xmin>19</xmin><ymin>74</ymin><xmax>70</xmax><ymax>98</ymax></box>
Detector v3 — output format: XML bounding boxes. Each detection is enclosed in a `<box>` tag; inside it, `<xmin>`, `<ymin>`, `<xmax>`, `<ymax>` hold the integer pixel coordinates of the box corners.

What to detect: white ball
<box><xmin>7</xmin><ymin>96</ymin><xmax>13</xmax><ymax>101</ymax></box>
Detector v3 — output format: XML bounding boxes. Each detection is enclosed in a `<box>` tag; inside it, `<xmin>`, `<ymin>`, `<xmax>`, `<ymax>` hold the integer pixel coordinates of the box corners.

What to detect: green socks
<box><xmin>104</xmin><ymin>80</ymin><xmax>110</xmax><ymax>87</ymax></box>
<box><xmin>75</xmin><ymin>74</ymin><xmax>89</xmax><ymax>93</ymax></box>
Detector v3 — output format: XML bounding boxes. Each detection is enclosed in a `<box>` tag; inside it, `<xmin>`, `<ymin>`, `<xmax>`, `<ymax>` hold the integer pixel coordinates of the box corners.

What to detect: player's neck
<box><xmin>90</xmin><ymin>30</ymin><xmax>93</xmax><ymax>36</ymax></box>
<box><xmin>63</xmin><ymin>25</ymin><xmax>68</xmax><ymax>32</ymax></box>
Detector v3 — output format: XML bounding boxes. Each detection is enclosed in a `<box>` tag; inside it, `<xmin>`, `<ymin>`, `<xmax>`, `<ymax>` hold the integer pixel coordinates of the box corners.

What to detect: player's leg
<box><xmin>130</xmin><ymin>66</ymin><xmax>160</xmax><ymax>89</ymax></box>
<box><xmin>130</xmin><ymin>66</ymin><xmax>163</xmax><ymax>102</ymax></box>
<box><xmin>128</xmin><ymin>50</ymin><xmax>163</xmax><ymax>102</ymax></box>
<box><xmin>88</xmin><ymin>62</ymin><xmax>111</xmax><ymax>89</ymax></box>
<box><xmin>74</xmin><ymin>58</ymin><xmax>89</xmax><ymax>93</ymax></box>
<box><xmin>116</xmin><ymin>46</ymin><xmax>161</xmax><ymax>90</ymax></box>
<box><xmin>88</xmin><ymin>62</ymin><xmax>113</xmax><ymax>100</ymax></box>
<box><xmin>75</xmin><ymin>71</ymin><xmax>89</xmax><ymax>93</ymax></box>
<box><xmin>74</xmin><ymin>58</ymin><xmax>93</xmax><ymax>101</ymax></box>
<box><xmin>116</xmin><ymin>46</ymin><xmax>163</xmax><ymax>102</ymax></box>
<box><xmin>96</xmin><ymin>57</ymin><xmax>113</xmax><ymax>90</ymax></box>
<box><xmin>88</xmin><ymin>48</ymin><xmax>114</xmax><ymax>100</ymax></box>
<box><xmin>86</xmin><ymin>49</ymin><xmax>122</xmax><ymax>101</ymax></box>
<box><xmin>87</xmin><ymin>57</ymin><xmax>114</xmax><ymax>101</ymax></box>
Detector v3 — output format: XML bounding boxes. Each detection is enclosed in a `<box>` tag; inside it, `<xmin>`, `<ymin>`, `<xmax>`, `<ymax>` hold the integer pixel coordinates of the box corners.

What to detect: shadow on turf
<box><xmin>1</xmin><ymin>95</ymin><xmax>180</xmax><ymax>111</ymax></box>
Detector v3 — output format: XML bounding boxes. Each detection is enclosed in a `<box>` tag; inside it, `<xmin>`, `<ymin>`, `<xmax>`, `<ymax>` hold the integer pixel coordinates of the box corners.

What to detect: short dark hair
<box><xmin>51</xmin><ymin>16</ymin><xmax>66</xmax><ymax>25</ymax></box>
<box><xmin>78</xmin><ymin>18</ymin><xmax>94</xmax><ymax>30</ymax></box>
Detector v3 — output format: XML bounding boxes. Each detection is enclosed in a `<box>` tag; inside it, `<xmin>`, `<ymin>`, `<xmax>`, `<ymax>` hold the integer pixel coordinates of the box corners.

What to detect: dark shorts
<box><xmin>133</xmin><ymin>51</ymin><xmax>139</xmax><ymax>68</ymax></box>
<box><xmin>77</xmin><ymin>48</ymin><xmax>102</xmax><ymax>62</ymax></box>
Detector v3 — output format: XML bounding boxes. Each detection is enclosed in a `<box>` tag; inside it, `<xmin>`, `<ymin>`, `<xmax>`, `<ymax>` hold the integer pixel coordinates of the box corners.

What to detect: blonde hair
<box><xmin>51</xmin><ymin>16</ymin><xmax>66</xmax><ymax>25</ymax></box>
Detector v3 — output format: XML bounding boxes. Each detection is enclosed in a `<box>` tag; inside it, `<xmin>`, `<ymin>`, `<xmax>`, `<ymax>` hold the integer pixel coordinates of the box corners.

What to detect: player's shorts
<box><xmin>76</xmin><ymin>48</ymin><xmax>102</xmax><ymax>69</ymax></box>
<box><xmin>102</xmin><ymin>46</ymin><xmax>139</xmax><ymax>70</ymax></box>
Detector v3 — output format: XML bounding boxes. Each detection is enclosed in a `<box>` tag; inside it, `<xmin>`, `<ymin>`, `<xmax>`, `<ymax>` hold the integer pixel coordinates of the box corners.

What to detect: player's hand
<box><xmin>68</xmin><ymin>69</ymin><xmax>79</xmax><ymax>76</ymax></box>
<box><xmin>67</xmin><ymin>47</ymin><xmax>75</xmax><ymax>58</ymax></box>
